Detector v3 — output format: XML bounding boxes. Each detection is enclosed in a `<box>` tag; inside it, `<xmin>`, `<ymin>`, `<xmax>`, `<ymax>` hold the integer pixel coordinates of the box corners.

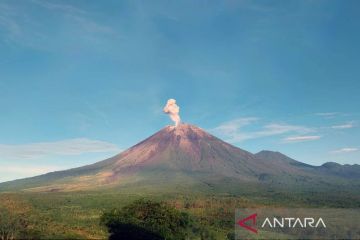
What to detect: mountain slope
<box><xmin>0</xmin><ymin>124</ymin><xmax>359</xmax><ymax>192</ymax></box>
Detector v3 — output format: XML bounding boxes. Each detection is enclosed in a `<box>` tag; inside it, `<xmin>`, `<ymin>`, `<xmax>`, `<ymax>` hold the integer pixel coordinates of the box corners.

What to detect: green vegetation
<box><xmin>0</xmin><ymin>200</ymin><xmax>41</xmax><ymax>239</ymax></box>
<box><xmin>0</xmin><ymin>189</ymin><xmax>359</xmax><ymax>239</ymax></box>
<box><xmin>101</xmin><ymin>199</ymin><xmax>194</xmax><ymax>239</ymax></box>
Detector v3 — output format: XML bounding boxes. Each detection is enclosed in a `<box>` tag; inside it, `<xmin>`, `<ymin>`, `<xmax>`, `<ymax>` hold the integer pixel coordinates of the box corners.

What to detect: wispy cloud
<box><xmin>211</xmin><ymin>118</ymin><xmax>314</xmax><ymax>143</ymax></box>
<box><xmin>316</xmin><ymin>112</ymin><xmax>339</xmax><ymax>117</ymax></box>
<box><xmin>0</xmin><ymin>165</ymin><xmax>62</xmax><ymax>175</ymax></box>
<box><xmin>31</xmin><ymin>0</ymin><xmax>86</xmax><ymax>14</ymax></box>
<box><xmin>331</xmin><ymin>122</ymin><xmax>355</xmax><ymax>129</ymax></box>
<box><xmin>0</xmin><ymin>138</ymin><xmax>120</xmax><ymax>160</ymax></box>
<box><xmin>69</xmin><ymin>15</ymin><xmax>114</xmax><ymax>35</ymax></box>
<box><xmin>212</xmin><ymin>117</ymin><xmax>258</xmax><ymax>137</ymax></box>
<box><xmin>0</xmin><ymin>164</ymin><xmax>64</xmax><ymax>182</ymax></box>
<box><xmin>283</xmin><ymin>135</ymin><xmax>321</xmax><ymax>143</ymax></box>
<box><xmin>0</xmin><ymin>15</ymin><xmax>21</xmax><ymax>37</ymax></box>
<box><xmin>0</xmin><ymin>3</ymin><xmax>22</xmax><ymax>38</ymax></box>
<box><xmin>32</xmin><ymin>0</ymin><xmax>115</xmax><ymax>35</ymax></box>
<box><xmin>315</xmin><ymin>112</ymin><xmax>341</xmax><ymax>119</ymax></box>
<box><xmin>331</xmin><ymin>147</ymin><xmax>358</xmax><ymax>154</ymax></box>
<box><xmin>0</xmin><ymin>0</ymin><xmax>117</xmax><ymax>51</ymax></box>
<box><xmin>260</xmin><ymin>123</ymin><xmax>313</xmax><ymax>136</ymax></box>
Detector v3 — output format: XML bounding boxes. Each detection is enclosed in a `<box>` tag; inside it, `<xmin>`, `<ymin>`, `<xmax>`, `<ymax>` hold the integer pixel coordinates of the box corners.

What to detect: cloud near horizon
<box><xmin>211</xmin><ymin>117</ymin><xmax>315</xmax><ymax>143</ymax></box>
<box><xmin>0</xmin><ymin>138</ymin><xmax>121</xmax><ymax>160</ymax></box>
<box><xmin>0</xmin><ymin>164</ymin><xmax>65</xmax><ymax>183</ymax></box>
<box><xmin>0</xmin><ymin>165</ymin><xmax>62</xmax><ymax>175</ymax></box>
<box><xmin>315</xmin><ymin>112</ymin><xmax>340</xmax><ymax>119</ymax></box>
<box><xmin>331</xmin><ymin>147</ymin><xmax>358</xmax><ymax>154</ymax></box>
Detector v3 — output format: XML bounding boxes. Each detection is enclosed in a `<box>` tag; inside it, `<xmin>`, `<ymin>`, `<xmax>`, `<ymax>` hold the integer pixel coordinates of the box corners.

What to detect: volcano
<box><xmin>0</xmin><ymin>124</ymin><xmax>359</xmax><ymax>193</ymax></box>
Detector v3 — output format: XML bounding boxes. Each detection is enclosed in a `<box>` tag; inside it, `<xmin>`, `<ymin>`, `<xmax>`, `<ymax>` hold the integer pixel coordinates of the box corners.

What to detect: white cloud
<box><xmin>0</xmin><ymin>138</ymin><xmax>120</xmax><ymax>160</ymax></box>
<box><xmin>0</xmin><ymin>165</ymin><xmax>64</xmax><ymax>183</ymax></box>
<box><xmin>331</xmin><ymin>122</ymin><xmax>355</xmax><ymax>129</ymax></box>
<box><xmin>212</xmin><ymin>117</ymin><xmax>258</xmax><ymax>135</ymax></box>
<box><xmin>211</xmin><ymin>118</ymin><xmax>314</xmax><ymax>143</ymax></box>
<box><xmin>260</xmin><ymin>123</ymin><xmax>313</xmax><ymax>136</ymax></box>
<box><xmin>331</xmin><ymin>148</ymin><xmax>358</xmax><ymax>154</ymax></box>
<box><xmin>316</xmin><ymin>112</ymin><xmax>339</xmax><ymax>117</ymax></box>
<box><xmin>0</xmin><ymin>165</ymin><xmax>62</xmax><ymax>175</ymax></box>
<box><xmin>283</xmin><ymin>135</ymin><xmax>321</xmax><ymax>143</ymax></box>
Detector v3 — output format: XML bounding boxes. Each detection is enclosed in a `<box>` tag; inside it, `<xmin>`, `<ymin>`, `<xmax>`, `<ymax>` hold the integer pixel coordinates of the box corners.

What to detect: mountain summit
<box><xmin>0</xmin><ymin>124</ymin><xmax>359</xmax><ymax>192</ymax></box>
<box><xmin>109</xmin><ymin>123</ymin><xmax>260</xmax><ymax>178</ymax></box>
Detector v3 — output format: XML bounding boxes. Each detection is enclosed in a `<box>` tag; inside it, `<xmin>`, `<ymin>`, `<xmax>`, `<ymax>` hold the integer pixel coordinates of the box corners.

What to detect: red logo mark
<box><xmin>237</xmin><ymin>213</ymin><xmax>258</xmax><ymax>234</ymax></box>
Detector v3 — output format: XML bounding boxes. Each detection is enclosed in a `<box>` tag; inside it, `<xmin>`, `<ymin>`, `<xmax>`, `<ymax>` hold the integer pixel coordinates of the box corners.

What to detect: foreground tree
<box><xmin>0</xmin><ymin>207</ymin><xmax>28</xmax><ymax>240</ymax></box>
<box><xmin>0</xmin><ymin>205</ymin><xmax>41</xmax><ymax>240</ymax></box>
<box><xmin>101</xmin><ymin>199</ymin><xmax>193</xmax><ymax>240</ymax></box>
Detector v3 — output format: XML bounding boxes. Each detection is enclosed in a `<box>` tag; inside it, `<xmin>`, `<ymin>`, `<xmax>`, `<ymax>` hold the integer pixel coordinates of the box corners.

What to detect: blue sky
<box><xmin>0</xmin><ymin>0</ymin><xmax>359</xmax><ymax>182</ymax></box>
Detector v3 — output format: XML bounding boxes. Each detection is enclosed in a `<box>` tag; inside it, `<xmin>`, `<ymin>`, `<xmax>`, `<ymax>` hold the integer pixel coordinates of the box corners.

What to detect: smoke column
<box><xmin>163</xmin><ymin>99</ymin><xmax>181</xmax><ymax>127</ymax></box>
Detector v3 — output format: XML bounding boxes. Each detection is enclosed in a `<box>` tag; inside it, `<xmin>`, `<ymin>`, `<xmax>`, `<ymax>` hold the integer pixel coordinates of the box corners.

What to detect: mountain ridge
<box><xmin>0</xmin><ymin>123</ymin><xmax>359</xmax><ymax>192</ymax></box>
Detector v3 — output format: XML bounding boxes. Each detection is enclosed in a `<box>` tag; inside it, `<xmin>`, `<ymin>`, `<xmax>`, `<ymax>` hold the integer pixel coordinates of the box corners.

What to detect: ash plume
<box><xmin>163</xmin><ymin>99</ymin><xmax>181</xmax><ymax>127</ymax></box>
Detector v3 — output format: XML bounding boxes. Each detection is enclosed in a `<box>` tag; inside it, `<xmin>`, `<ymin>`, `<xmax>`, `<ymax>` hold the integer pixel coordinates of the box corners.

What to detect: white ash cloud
<box><xmin>163</xmin><ymin>99</ymin><xmax>181</xmax><ymax>127</ymax></box>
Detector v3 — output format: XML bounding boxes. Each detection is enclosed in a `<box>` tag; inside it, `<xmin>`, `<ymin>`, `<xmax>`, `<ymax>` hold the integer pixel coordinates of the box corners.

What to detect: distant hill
<box><xmin>0</xmin><ymin>124</ymin><xmax>359</xmax><ymax>193</ymax></box>
<box><xmin>318</xmin><ymin>162</ymin><xmax>360</xmax><ymax>179</ymax></box>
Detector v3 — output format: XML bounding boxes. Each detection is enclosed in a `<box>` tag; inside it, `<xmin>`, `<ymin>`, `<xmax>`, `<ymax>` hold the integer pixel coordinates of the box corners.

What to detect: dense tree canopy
<box><xmin>101</xmin><ymin>199</ymin><xmax>194</xmax><ymax>240</ymax></box>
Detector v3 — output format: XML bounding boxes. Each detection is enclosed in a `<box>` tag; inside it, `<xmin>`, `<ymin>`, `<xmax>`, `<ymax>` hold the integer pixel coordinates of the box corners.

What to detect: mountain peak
<box><xmin>114</xmin><ymin>123</ymin><xmax>232</xmax><ymax>172</ymax></box>
<box><xmin>2</xmin><ymin>124</ymin><xmax>359</xmax><ymax>193</ymax></box>
<box><xmin>161</xmin><ymin>123</ymin><xmax>213</xmax><ymax>139</ymax></box>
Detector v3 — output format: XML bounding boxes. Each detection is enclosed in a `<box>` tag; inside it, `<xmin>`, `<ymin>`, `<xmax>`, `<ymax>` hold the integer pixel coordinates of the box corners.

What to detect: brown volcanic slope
<box><xmin>0</xmin><ymin>124</ymin><xmax>359</xmax><ymax>192</ymax></box>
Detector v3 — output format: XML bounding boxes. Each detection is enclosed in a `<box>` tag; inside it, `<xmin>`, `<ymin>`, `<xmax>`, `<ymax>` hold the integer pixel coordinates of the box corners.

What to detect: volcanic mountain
<box><xmin>0</xmin><ymin>124</ymin><xmax>359</xmax><ymax>193</ymax></box>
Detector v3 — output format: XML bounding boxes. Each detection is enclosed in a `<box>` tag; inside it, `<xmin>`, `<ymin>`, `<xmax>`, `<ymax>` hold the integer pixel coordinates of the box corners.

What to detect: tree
<box><xmin>0</xmin><ymin>207</ymin><xmax>27</xmax><ymax>240</ymax></box>
<box><xmin>0</xmin><ymin>206</ymin><xmax>41</xmax><ymax>240</ymax></box>
<box><xmin>101</xmin><ymin>199</ymin><xmax>193</xmax><ymax>240</ymax></box>
<box><xmin>226</xmin><ymin>231</ymin><xmax>235</xmax><ymax>240</ymax></box>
